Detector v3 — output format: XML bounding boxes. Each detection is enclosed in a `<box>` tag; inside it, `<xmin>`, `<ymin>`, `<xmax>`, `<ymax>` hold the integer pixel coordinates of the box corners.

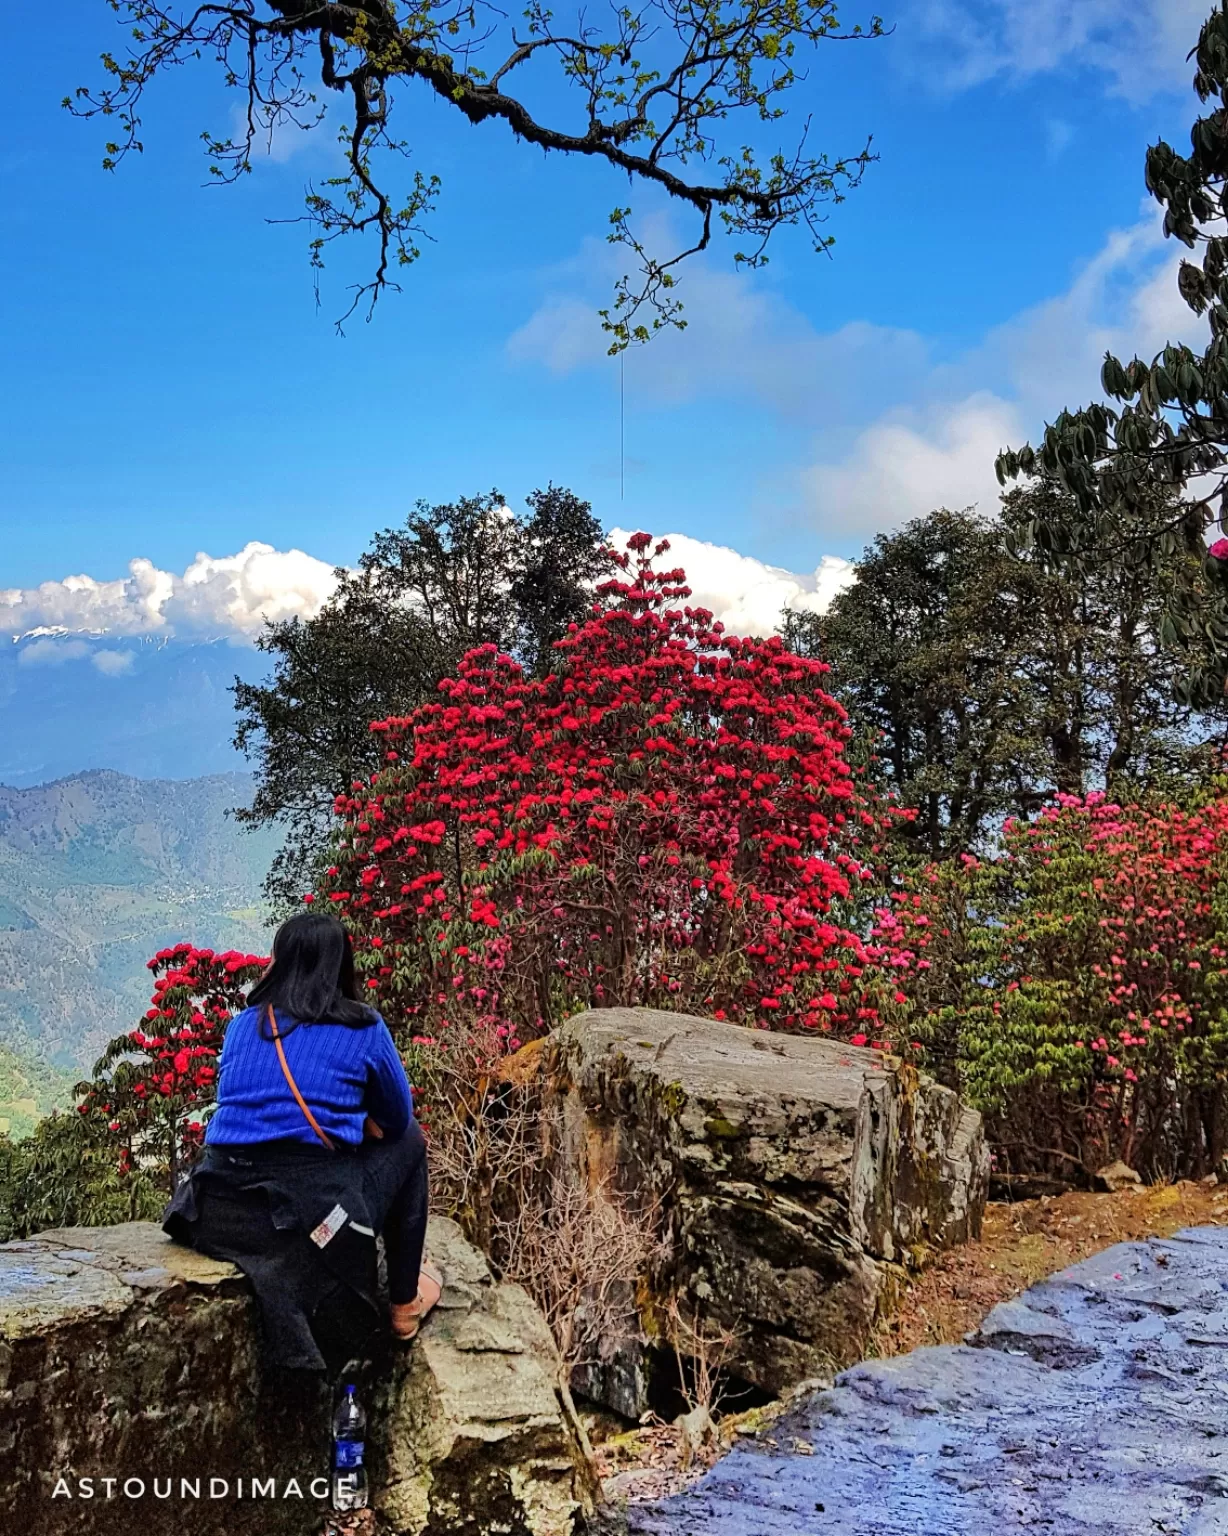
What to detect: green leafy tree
<box><xmin>786</xmin><ymin>507</ymin><xmax>1050</xmax><ymax>860</ymax></box>
<box><xmin>868</xmin><ymin>786</ymin><xmax>1228</xmax><ymax>1183</ymax></box>
<box><xmin>0</xmin><ymin>1112</ymin><xmax>164</xmax><ymax>1244</ymax></box>
<box><xmin>996</xmin><ymin>3</ymin><xmax>1228</xmax><ymax>703</ymax></box>
<box><xmin>512</xmin><ymin>486</ymin><xmax>614</xmax><ymax>676</ymax></box>
<box><xmin>234</xmin><ymin>487</ymin><xmax>607</xmax><ymax>902</ymax></box>
<box><xmin>788</xmin><ymin>496</ymin><xmax>1224</xmax><ymax>862</ymax></box>
<box><xmin>1000</xmin><ymin>478</ymin><xmax>1223</xmax><ymax>791</ymax></box>
<box><xmin>73</xmin><ymin>0</ymin><xmax>883</xmax><ymax>342</ymax></box>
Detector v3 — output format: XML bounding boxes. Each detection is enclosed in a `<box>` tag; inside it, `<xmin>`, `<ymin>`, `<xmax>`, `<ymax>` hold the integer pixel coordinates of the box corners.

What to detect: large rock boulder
<box><xmin>539</xmin><ymin>1008</ymin><xmax>988</xmax><ymax>1416</ymax></box>
<box><xmin>0</xmin><ymin>1218</ymin><xmax>589</xmax><ymax>1535</ymax></box>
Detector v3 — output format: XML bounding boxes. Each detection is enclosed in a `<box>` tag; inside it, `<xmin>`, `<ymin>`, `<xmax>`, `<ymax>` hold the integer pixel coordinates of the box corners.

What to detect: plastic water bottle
<box><xmin>331</xmin><ymin>1383</ymin><xmax>369</xmax><ymax>1510</ymax></box>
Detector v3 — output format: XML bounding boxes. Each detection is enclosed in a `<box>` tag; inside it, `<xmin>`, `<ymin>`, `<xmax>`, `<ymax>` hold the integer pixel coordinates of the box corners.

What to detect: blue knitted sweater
<box><xmin>204</xmin><ymin>1005</ymin><xmax>413</xmax><ymax>1148</ymax></box>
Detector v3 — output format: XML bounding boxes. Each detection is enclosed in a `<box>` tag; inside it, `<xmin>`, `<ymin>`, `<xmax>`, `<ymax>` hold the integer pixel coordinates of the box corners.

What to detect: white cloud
<box><xmin>1</xmin><ymin>542</ymin><xmax>340</xmax><ymax>642</ymax></box>
<box><xmin>967</xmin><ymin>217</ymin><xmax>1201</xmax><ymax>410</ymax></box>
<box><xmin>13</xmin><ymin>636</ymin><xmax>136</xmax><ymax>673</ymax></box>
<box><xmin>3</xmin><ymin>527</ymin><xmax>845</xmax><ymax>647</ymax></box>
<box><xmin>513</xmin><ymin>204</ymin><xmax>1204</xmax><ymax>542</ymax></box>
<box><xmin>610</xmin><ymin>528</ymin><xmax>855</xmax><ymax>634</ymax></box>
<box><xmin>3</xmin><ymin>562</ymin><xmax>173</xmax><ymax>639</ymax></box>
<box><xmin>911</xmin><ymin>0</ymin><xmax>1206</xmax><ymax>101</ymax></box>
<box><xmin>17</xmin><ymin>638</ymin><xmax>93</xmax><ymax>667</ymax></box>
<box><xmin>170</xmin><ymin>544</ymin><xmax>341</xmax><ymax>635</ymax></box>
<box><xmin>6</xmin><ymin>531</ymin><xmax>850</xmax><ymax>650</ymax></box>
<box><xmin>802</xmin><ymin>210</ymin><xmax>1208</xmax><ymax>538</ymax></box>
<box><xmin>803</xmin><ymin>394</ymin><xmax>1025</xmax><ymax>538</ymax></box>
<box><xmin>92</xmin><ymin>649</ymin><xmax>135</xmax><ymax>677</ymax></box>
<box><xmin>507</xmin><ymin>226</ymin><xmax>927</xmax><ymax>423</ymax></box>
<box><xmin>508</xmin><ymin>296</ymin><xmax>598</xmax><ymax>376</ymax></box>
<box><xmin>227</xmin><ymin>101</ymin><xmax>333</xmax><ymax>165</ymax></box>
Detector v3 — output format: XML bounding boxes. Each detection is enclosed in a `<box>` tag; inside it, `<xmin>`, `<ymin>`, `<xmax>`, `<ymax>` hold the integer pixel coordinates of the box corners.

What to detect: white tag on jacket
<box><xmin>309</xmin><ymin>1204</ymin><xmax>349</xmax><ymax>1248</ymax></box>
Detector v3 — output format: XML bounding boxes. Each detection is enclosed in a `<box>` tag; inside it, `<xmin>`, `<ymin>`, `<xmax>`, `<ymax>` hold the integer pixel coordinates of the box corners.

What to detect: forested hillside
<box><xmin>0</xmin><ymin>1044</ymin><xmax>76</xmax><ymax>1139</ymax></box>
<box><xmin>0</xmin><ymin>771</ymin><xmax>275</xmax><ymax>1078</ymax></box>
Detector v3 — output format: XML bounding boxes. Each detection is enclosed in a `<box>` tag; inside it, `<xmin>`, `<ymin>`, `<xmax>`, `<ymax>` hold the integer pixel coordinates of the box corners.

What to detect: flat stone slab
<box><xmin>617</xmin><ymin>1225</ymin><xmax>1228</xmax><ymax>1536</ymax></box>
<box><xmin>0</xmin><ymin>1223</ymin><xmax>241</xmax><ymax>1336</ymax></box>
<box><xmin>0</xmin><ymin>1218</ymin><xmax>587</xmax><ymax>1535</ymax></box>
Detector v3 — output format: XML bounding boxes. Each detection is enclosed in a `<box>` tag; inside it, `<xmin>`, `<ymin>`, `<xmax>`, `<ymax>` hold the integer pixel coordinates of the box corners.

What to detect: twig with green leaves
<box><xmin>72</xmin><ymin>0</ymin><xmax>882</xmax><ymax>342</ymax></box>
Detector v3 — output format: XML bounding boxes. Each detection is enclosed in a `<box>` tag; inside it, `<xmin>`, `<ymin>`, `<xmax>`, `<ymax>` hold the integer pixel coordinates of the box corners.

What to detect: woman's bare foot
<box><xmin>390</xmin><ymin>1260</ymin><xmax>444</xmax><ymax>1340</ymax></box>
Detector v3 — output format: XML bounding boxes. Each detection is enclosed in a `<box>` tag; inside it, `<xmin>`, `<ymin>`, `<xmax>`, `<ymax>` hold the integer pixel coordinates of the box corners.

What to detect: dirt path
<box><xmin>872</xmin><ymin>1178</ymin><xmax>1228</xmax><ymax>1358</ymax></box>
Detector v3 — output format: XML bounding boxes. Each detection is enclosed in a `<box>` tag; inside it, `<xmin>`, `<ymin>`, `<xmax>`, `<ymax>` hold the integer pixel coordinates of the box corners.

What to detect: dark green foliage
<box><xmin>233</xmin><ymin>487</ymin><xmax>607</xmax><ymax>904</ymax></box>
<box><xmin>1000</xmin><ymin>479</ymin><xmax>1225</xmax><ymax>791</ymax></box>
<box><xmin>0</xmin><ymin>1112</ymin><xmax>163</xmax><ymax>1244</ymax></box>
<box><xmin>512</xmin><ymin>486</ymin><xmax>612</xmax><ymax>676</ymax></box>
<box><xmin>997</xmin><ymin>4</ymin><xmax>1228</xmax><ymax>704</ymax></box>
<box><xmin>788</xmin><ymin>491</ymin><xmax>1224</xmax><ymax>860</ymax></box>
<box><xmin>788</xmin><ymin>507</ymin><xmax>1054</xmax><ymax>860</ymax></box>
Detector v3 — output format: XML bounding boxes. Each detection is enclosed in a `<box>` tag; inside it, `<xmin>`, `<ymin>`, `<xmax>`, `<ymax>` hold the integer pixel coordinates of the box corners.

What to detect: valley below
<box><xmin>0</xmin><ymin>770</ymin><xmax>276</xmax><ymax>1117</ymax></box>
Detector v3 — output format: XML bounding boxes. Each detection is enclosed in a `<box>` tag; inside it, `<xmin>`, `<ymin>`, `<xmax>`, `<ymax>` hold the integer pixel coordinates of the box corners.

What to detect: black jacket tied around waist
<box><xmin>163</xmin><ymin>1140</ymin><xmax>382</xmax><ymax>1372</ymax></box>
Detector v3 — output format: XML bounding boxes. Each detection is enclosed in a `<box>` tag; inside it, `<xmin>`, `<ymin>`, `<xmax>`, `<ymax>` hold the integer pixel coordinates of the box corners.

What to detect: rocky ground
<box><xmin>872</xmin><ymin>1176</ymin><xmax>1228</xmax><ymax>1357</ymax></box>
<box><xmin>592</xmin><ymin>1180</ymin><xmax>1228</xmax><ymax>1507</ymax></box>
<box><xmin>323</xmin><ymin>1181</ymin><xmax>1228</xmax><ymax>1532</ymax></box>
<box><xmin>616</xmin><ymin>1220</ymin><xmax>1228</xmax><ymax>1534</ymax></box>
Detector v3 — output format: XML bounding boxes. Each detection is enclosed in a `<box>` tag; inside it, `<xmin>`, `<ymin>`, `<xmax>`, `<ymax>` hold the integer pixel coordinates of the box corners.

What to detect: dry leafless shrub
<box><xmin>661</xmin><ymin>1297</ymin><xmax>741</xmax><ymax>1465</ymax></box>
<box><xmin>494</xmin><ymin>1169</ymin><xmax>666</xmax><ymax>1456</ymax></box>
<box><xmin>415</xmin><ymin>1020</ymin><xmax>741</xmax><ymax>1467</ymax></box>
<box><xmin>412</xmin><ymin>1025</ymin><xmax>664</xmax><ymax>1423</ymax></box>
<box><xmin>409</xmin><ymin>1021</ymin><xmax>545</xmax><ymax>1253</ymax></box>
<box><xmin>497</xmin><ymin>1171</ymin><xmax>664</xmax><ymax>1371</ymax></box>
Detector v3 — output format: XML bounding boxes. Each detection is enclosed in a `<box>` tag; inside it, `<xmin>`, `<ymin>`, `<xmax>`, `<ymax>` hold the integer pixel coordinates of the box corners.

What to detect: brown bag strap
<box><xmin>267</xmin><ymin>1004</ymin><xmax>335</xmax><ymax>1151</ymax></box>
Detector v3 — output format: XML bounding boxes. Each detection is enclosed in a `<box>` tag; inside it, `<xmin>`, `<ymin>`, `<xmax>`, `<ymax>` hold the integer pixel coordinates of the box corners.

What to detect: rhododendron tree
<box><xmin>76</xmin><ymin>944</ymin><xmax>268</xmax><ymax>1189</ymax></box>
<box><xmin>871</xmin><ymin>789</ymin><xmax>1228</xmax><ymax>1181</ymax></box>
<box><xmin>314</xmin><ymin>535</ymin><xmax>892</xmax><ymax>1057</ymax></box>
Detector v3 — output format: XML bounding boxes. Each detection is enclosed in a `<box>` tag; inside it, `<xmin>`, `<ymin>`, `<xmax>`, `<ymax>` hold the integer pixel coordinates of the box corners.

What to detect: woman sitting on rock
<box><xmin>164</xmin><ymin>912</ymin><xmax>442</xmax><ymax>1371</ymax></box>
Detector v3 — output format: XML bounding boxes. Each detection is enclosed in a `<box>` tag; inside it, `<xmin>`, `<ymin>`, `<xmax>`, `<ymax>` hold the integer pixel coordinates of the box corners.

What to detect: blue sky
<box><xmin>0</xmin><ymin>0</ymin><xmax>1210</xmax><ymax>609</ymax></box>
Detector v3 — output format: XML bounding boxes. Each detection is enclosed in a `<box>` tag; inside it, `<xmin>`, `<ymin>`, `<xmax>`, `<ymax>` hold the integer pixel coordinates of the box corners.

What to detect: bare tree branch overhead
<box><xmin>72</xmin><ymin>0</ymin><xmax>883</xmax><ymax>342</ymax></box>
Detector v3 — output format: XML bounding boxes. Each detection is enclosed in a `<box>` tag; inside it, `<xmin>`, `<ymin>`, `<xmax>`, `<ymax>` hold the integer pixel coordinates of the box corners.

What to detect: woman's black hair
<box><xmin>247</xmin><ymin>912</ymin><xmax>377</xmax><ymax>1035</ymax></box>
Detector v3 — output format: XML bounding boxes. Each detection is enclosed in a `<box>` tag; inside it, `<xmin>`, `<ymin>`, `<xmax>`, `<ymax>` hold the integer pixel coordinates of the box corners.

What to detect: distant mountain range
<box><xmin>0</xmin><ymin>771</ymin><xmax>278</xmax><ymax>1089</ymax></box>
<box><xmin>0</xmin><ymin>635</ymin><xmax>262</xmax><ymax>786</ymax></box>
<box><xmin>0</xmin><ymin>633</ymin><xmax>281</xmax><ymax>1132</ymax></box>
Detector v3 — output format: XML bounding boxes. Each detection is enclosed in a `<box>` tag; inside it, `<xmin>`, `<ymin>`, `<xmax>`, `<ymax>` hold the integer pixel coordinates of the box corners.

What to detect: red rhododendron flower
<box><xmin>310</xmin><ymin>534</ymin><xmax>899</xmax><ymax>1048</ymax></box>
<box><xmin>79</xmin><ymin>943</ymin><xmax>268</xmax><ymax>1185</ymax></box>
<box><xmin>863</xmin><ymin>786</ymin><xmax>1228</xmax><ymax>1181</ymax></box>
